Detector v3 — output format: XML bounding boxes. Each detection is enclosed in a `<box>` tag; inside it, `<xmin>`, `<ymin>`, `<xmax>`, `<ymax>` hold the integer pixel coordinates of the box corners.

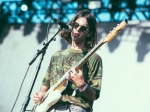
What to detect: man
<box><xmin>33</xmin><ymin>9</ymin><xmax>103</xmax><ymax>112</ymax></box>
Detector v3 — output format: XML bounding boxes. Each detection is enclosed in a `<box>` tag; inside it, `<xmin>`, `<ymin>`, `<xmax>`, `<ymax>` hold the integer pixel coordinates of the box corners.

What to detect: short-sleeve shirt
<box><xmin>42</xmin><ymin>47</ymin><xmax>103</xmax><ymax>111</ymax></box>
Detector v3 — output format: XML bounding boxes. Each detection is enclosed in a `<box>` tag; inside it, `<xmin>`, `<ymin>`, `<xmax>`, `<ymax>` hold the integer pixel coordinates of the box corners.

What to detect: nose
<box><xmin>75</xmin><ymin>26</ymin><xmax>81</xmax><ymax>32</ymax></box>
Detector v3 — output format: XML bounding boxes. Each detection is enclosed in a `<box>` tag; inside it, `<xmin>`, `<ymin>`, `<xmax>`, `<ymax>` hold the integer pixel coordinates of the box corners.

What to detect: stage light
<box><xmin>21</xmin><ymin>4</ymin><xmax>28</xmax><ymax>11</ymax></box>
<box><xmin>88</xmin><ymin>0</ymin><xmax>101</xmax><ymax>9</ymax></box>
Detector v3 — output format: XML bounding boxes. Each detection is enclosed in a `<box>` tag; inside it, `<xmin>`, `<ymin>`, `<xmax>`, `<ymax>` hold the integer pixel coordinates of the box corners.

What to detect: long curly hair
<box><xmin>60</xmin><ymin>9</ymin><xmax>97</xmax><ymax>49</ymax></box>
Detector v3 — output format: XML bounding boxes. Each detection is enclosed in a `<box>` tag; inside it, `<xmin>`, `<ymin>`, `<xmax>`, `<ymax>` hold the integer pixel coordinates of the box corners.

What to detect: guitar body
<box><xmin>35</xmin><ymin>79</ymin><xmax>68</xmax><ymax>112</ymax></box>
<box><xmin>35</xmin><ymin>90</ymin><xmax>61</xmax><ymax>112</ymax></box>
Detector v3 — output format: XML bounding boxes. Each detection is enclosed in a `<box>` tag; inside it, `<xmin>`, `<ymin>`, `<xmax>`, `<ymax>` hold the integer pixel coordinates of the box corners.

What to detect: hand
<box><xmin>33</xmin><ymin>91</ymin><xmax>45</xmax><ymax>104</ymax></box>
<box><xmin>66</xmin><ymin>68</ymin><xmax>86</xmax><ymax>89</ymax></box>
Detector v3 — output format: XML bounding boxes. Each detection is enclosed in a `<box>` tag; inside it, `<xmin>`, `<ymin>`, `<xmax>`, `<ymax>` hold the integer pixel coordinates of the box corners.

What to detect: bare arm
<box><xmin>79</xmin><ymin>84</ymin><xmax>96</xmax><ymax>101</ymax></box>
<box><xmin>39</xmin><ymin>85</ymin><xmax>49</xmax><ymax>93</ymax></box>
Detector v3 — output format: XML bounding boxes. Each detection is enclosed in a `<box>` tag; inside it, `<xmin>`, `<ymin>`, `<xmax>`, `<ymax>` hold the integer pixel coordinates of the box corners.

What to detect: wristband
<box><xmin>79</xmin><ymin>83</ymin><xmax>88</xmax><ymax>92</ymax></box>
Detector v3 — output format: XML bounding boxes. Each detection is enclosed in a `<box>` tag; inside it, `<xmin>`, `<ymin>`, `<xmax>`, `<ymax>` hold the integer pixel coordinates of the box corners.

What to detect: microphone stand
<box><xmin>20</xmin><ymin>27</ymin><xmax>62</xmax><ymax>112</ymax></box>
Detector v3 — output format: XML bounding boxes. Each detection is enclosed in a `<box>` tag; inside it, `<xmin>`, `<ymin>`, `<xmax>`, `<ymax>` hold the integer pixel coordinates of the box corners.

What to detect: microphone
<box><xmin>53</xmin><ymin>18</ymin><xmax>72</xmax><ymax>32</ymax></box>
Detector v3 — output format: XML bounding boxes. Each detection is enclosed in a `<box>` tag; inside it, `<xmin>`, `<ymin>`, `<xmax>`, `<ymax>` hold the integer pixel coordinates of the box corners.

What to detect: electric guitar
<box><xmin>33</xmin><ymin>19</ymin><xmax>128</xmax><ymax>112</ymax></box>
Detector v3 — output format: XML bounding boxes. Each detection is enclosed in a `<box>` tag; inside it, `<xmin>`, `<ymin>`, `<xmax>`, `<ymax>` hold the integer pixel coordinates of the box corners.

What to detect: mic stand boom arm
<box><xmin>20</xmin><ymin>27</ymin><xmax>62</xmax><ymax>112</ymax></box>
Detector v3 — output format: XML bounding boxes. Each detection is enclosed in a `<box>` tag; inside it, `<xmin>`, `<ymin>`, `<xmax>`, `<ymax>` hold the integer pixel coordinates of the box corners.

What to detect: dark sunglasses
<box><xmin>72</xmin><ymin>21</ymin><xmax>88</xmax><ymax>32</ymax></box>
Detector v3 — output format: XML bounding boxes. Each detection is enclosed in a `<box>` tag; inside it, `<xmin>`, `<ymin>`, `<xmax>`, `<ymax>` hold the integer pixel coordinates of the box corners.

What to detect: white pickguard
<box><xmin>34</xmin><ymin>72</ymin><xmax>69</xmax><ymax>112</ymax></box>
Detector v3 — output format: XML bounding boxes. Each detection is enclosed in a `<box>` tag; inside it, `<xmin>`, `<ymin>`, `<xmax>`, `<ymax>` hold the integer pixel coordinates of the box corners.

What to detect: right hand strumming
<box><xmin>33</xmin><ymin>91</ymin><xmax>45</xmax><ymax>104</ymax></box>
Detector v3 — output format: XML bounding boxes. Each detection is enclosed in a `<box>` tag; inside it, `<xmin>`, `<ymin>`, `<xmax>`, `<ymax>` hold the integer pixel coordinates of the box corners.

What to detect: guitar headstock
<box><xmin>103</xmin><ymin>19</ymin><xmax>128</xmax><ymax>43</ymax></box>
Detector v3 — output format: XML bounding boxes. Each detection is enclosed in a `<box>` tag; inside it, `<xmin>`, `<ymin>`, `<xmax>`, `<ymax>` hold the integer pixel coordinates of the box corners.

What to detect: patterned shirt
<box><xmin>42</xmin><ymin>47</ymin><xmax>103</xmax><ymax>111</ymax></box>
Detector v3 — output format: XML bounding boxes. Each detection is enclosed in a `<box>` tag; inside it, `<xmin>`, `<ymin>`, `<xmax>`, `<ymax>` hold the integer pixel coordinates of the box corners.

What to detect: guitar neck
<box><xmin>74</xmin><ymin>41</ymin><xmax>106</xmax><ymax>71</ymax></box>
<box><xmin>53</xmin><ymin>19</ymin><xmax>128</xmax><ymax>91</ymax></box>
<box><xmin>53</xmin><ymin>41</ymin><xmax>106</xmax><ymax>91</ymax></box>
